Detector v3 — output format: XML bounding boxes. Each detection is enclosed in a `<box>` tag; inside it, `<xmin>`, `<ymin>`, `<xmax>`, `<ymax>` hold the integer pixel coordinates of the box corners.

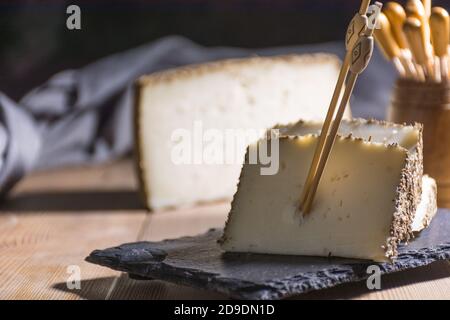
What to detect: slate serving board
<box><xmin>87</xmin><ymin>209</ymin><xmax>450</xmax><ymax>300</ymax></box>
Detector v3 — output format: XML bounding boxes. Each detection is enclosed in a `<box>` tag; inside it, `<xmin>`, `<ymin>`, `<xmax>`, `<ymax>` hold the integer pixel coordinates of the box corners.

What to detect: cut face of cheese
<box><xmin>135</xmin><ymin>54</ymin><xmax>351</xmax><ymax>210</ymax></box>
<box><xmin>276</xmin><ymin>119</ymin><xmax>421</xmax><ymax>149</ymax></box>
<box><xmin>221</xmin><ymin>119</ymin><xmax>436</xmax><ymax>262</ymax></box>
<box><xmin>279</xmin><ymin>118</ymin><xmax>436</xmax><ymax>232</ymax></box>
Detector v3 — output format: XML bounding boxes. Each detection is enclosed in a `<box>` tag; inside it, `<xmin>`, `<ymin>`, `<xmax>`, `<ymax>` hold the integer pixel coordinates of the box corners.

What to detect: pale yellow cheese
<box><xmin>221</xmin><ymin>120</ymin><xmax>436</xmax><ymax>262</ymax></box>
<box><xmin>135</xmin><ymin>54</ymin><xmax>351</xmax><ymax>209</ymax></box>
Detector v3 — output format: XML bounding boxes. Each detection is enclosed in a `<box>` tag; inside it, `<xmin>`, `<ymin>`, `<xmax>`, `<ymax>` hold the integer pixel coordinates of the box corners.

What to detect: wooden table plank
<box><xmin>0</xmin><ymin>159</ymin><xmax>449</xmax><ymax>299</ymax></box>
<box><xmin>0</xmin><ymin>211</ymin><xmax>146</xmax><ymax>299</ymax></box>
<box><xmin>0</xmin><ymin>160</ymin><xmax>146</xmax><ymax>300</ymax></box>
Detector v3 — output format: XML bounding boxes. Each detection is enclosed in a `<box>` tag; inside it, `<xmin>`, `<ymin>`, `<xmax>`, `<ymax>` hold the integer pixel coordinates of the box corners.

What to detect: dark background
<box><xmin>1</xmin><ymin>0</ymin><xmax>449</xmax><ymax>100</ymax></box>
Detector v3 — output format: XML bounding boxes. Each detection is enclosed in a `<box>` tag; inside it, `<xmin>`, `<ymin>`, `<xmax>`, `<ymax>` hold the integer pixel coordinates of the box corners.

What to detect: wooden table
<box><xmin>0</xmin><ymin>159</ymin><xmax>449</xmax><ymax>300</ymax></box>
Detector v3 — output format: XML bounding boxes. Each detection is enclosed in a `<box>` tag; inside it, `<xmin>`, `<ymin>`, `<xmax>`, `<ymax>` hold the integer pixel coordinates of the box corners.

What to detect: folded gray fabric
<box><xmin>0</xmin><ymin>35</ymin><xmax>395</xmax><ymax>195</ymax></box>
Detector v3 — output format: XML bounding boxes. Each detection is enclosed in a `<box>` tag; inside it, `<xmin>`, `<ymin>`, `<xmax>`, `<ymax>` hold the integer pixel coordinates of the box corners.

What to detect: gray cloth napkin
<box><xmin>0</xmin><ymin>36</ymin><xmax>396</xmax><ymax>195</ymax></box>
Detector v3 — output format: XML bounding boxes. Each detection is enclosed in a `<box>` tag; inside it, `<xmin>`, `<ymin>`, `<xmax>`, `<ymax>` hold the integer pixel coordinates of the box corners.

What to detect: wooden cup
<box><xmin>388</xmin><ymin>78</ymin><xmax>450</xmax><ymax>208</ymax></box>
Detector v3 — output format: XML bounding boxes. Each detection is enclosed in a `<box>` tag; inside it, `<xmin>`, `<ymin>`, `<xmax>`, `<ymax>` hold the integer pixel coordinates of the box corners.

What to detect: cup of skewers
<box><xmin>375</xmin><ymin>0</ymin><xmax>450</xmax><ymax>207</ymax></box>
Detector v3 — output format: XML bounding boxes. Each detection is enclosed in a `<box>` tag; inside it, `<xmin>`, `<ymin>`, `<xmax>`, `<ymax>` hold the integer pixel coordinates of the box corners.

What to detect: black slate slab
<box><xmin>86</xmin><ymin>209</ymin><xmax>450</xmax><ymax>300</ymax></box>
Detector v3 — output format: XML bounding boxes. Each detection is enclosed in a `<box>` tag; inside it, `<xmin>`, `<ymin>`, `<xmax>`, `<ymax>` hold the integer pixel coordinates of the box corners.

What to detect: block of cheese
<box><xmin>220</xmin><ymin>119</ymin><xmax>438</xmax><ymax>262</ymax></box>
<box><xmin>135</xmin><ymin>54</ymin><xmax>351</xmax><ymax>209</ymax></box>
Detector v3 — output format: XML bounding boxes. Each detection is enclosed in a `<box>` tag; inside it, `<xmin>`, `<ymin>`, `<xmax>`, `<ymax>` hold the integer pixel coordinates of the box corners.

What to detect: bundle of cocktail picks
<box><xmin>374</xmin><ymin>0</ymin><xmax>449</xmax><ymax>82</ymax></box>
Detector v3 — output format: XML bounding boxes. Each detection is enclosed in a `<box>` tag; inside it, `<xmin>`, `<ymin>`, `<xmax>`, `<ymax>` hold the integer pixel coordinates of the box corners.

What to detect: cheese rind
<box><xmin>134</xmin><ymin>54</ymin><xmax>351</xmax><ymax>210</ymax></box>
<box><xmin>220</xmin><ymin>119</ymin><xmax>428</xmax><ymax>262</ymax></box>
<box><xmin>411</xmin><ymin>175</ymin><xmax>437</xmax><ymax>232</ymax></box>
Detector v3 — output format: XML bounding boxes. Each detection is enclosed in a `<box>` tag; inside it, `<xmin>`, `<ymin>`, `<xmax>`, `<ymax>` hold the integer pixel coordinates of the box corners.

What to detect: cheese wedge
<box><xmin>411</xmin><ymin>175</ymin><xmax>437</xmax><ymax>233</ymax></box>
<box><xmin>135</xmin><ymin>54</ymin><xmax>351</xmax><ymax>210</ymax></box>
<box><xmin>220</xmin><ymin>119</ymin><xmax>437</xmax><ymax>262</ymax></box>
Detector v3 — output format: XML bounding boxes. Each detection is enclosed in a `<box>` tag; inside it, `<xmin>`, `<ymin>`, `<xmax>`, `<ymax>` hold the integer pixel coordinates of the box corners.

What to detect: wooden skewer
<box><xmin>406</xmin><ymin>0</ymin><xmax>435</xmax><ymax>79</ymax></box>
<box><xmin>302</xmin><ymin>23</ymin><xmax>378</xmax><ymax>214</ymax></box>
<box><xmin>374</xmin><ymin>12</ymin><xmax>406</xmax><ymax>77</ymax></box>
<box><xmin>422</xmin><ymin>0</ymin><xmax>432</xmax><ymax>18</ymax></box>
<box><xmin>301</xmin><ymin>1</ymin><xmax>381</xmax><ymax>214</ymax></box>
<box><xmin>359</xmin><ymin>0</ymin><xmax>371</xmax><ymax>15</ymax></box>
<box><xmin>299</xmin><ymin>0</ymin><xmax>371</xmax><ymax>212</ymax></box>
<box><xmin>399</xmin><ymin>51</ymin><xmax>420</xmax><ymax>80</ymax></box>
<box><xmin>385</xmin><ymin>2</ymin><xmax>409</xmax><ymax>48</ymax></box>
<box><xmin>346</xmin><ymin>3</ymin><xmax>371</xmax><ymax>49</ymax></box>
<box><xmin>384</xmin><ymin>2</ymin><xmax>419</xmax><ymax>79</ymax></box>
<box><xmin>302</xmin><ymin>75</ymin><xmax>359</xmax><ymax>214</ymax></box>
<box><xmin>404</xmin><ymin>17</ymin><xmax>434</xmax><ymax>81</ymax></box>
<box><xmin>430</xmin><ymin>7</ymin><xmax>449</xmax><ymax>81</ymax></box>
<box><xmin>406</xmin><ymin>1</ymin><xmax>432</xmax><ymax>49</ymax></box>
<box><xmin>406</xmin><ymin>0</ymin><xmax>426</xmax><ymax>19</ymax></box>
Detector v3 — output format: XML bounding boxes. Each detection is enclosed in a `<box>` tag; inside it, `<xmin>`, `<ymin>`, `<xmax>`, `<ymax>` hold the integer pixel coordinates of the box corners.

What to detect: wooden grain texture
<box><xmin>0</xmin><ymin>160</ymin><xmax>146</xmax><ymax>300</ymax></box>
<box><xmin>0</xmin><ymin>159</ymin><xmax>449</xmax><ymax>300</ymax></box>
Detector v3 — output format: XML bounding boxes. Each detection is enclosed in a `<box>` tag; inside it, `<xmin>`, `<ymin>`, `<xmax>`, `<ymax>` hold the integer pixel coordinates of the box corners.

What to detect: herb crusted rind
<box><xmin>385</xmin><ymin>122</ymin><xmax>423</xmax><ymax>259</ymax></box>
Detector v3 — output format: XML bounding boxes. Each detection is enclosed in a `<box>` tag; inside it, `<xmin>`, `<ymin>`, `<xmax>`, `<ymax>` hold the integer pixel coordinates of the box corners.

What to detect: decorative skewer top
<box><xmin>384</xmin><ymin>2</ymin><xmax>409</xmax><ymax>49</ymax></box>
<box><xmin>430</xmin><ymin>7</ymin><xmax>450</xmax><ymax>58</ymax></box>
<box><xmin>375</xmin><ymin>1</ymin><xmax>449</xmax><ymax>83</ymax></box>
